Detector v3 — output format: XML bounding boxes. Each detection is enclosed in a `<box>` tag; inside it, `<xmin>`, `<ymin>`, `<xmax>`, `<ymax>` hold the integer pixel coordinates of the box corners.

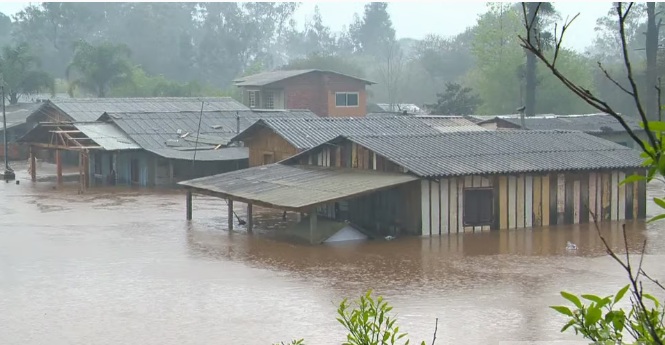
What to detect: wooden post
<box><xmin>309</xmin><ymin>211</ymin><xmax>318</xmax><ymax>245</ymax></box>
<box><xmin>78</xmin><ymin>151</ymin><xmax>84</xmax><ymax>191</ymax></box>
<box><xmin>83</xmin><ymin>151</ymin><xmax>89</xmax><ymax>189</ymax></box>
<box><xmin>55</xmin><ymin>150</ymin><xmax>62</xmax><ymax>185</ymax></box>
<box><xmin>186</xmin><ymin>190</ymin><xmax>192</xmax><ymax>220</ymax></box>
<box><xmin>247</xmin><ymin>203</ymin><xmax>253</xmax><ymax>233</ymax></box>
<box><xmin>29</xmin><ymin>146</ymin><xmax>36</xmax><ymax>182</ymax></box>
<box><xmin>227</xmin><ymin>199</ymin><xmax>234</xmax><ymax>231</ymax></box>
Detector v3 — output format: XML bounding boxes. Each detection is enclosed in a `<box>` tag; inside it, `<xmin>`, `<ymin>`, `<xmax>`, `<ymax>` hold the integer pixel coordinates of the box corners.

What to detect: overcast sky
<box><xmin>0</xmin><ymin>1</ymin><xmax>613</xmax><ymax>52</ymax></box>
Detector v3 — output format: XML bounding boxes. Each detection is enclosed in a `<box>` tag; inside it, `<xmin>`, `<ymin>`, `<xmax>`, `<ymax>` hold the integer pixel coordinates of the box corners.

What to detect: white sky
<box><xmin>0</xmin><ymin>1</ymin><xmax>613</xmax><ymax>52</ymax></box>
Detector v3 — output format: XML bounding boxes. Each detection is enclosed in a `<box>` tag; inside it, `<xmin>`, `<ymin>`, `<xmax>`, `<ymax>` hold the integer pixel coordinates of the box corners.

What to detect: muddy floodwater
<box><xmin>2</xmin><ymin>167</ymin><xmax>665</xmax><ymax>345</ymax></box>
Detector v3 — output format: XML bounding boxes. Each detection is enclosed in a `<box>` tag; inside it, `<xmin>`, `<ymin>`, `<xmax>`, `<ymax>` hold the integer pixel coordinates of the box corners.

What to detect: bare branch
<box><xmin>598</xmin><ymin>61</ymin><xmax>634</xmax><ymax>95</ymax></box>
<box><xmin>431</xmin><ymin>317</ymin><xmax>439</xmax><ymax>345</ymax></box>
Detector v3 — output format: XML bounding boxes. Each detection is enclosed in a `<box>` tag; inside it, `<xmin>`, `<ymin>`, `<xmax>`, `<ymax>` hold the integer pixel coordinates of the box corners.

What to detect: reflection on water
<box><xmin>1</xmin><ymin>173</ymin><xmax>664</xmax><ymax>345</ymax></box>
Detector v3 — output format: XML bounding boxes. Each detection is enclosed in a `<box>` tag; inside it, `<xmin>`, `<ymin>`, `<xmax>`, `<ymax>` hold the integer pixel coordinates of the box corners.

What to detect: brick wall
<box><xmin>278</xmin><ymin>72</ymin><xmax>368</xmax><ymax>117</ymax></box>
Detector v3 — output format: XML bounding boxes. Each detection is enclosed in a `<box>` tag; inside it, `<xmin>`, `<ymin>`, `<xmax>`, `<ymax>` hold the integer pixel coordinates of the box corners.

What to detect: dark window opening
<box><xmin>463</xmin><ymin>188</ymin><xmax>493</xmax><ymax>226</ymax></box>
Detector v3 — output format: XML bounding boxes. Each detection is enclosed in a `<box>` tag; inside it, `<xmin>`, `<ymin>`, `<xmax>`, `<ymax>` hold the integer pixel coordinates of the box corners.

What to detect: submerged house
<box><xmin>180</xmin><ymin>130</ymin><xmax>644</xmax><ymax>242</ymax></box>
<box><xmin>476</xmin><ymin>113</ymin><xmax>647</xmax><ymax>149</ymax></box>
<box><xmin>18</xmin><ymin>100</ymin><xmax>317</xmax><ymax>187</ymax></box>
<box><xmin>0</xmin><ymin>103</ymin><xmax>42</xmax><ymax>160</ymax></box>
<box><xmin>234</xmin><ymin>69</ymin><xmax>375</xmax><ymax>117</ymax></box>
<box><xmin>232</xmin><ymin>115</ymin><xmax>485</xmax><ymax>167</ymax></box>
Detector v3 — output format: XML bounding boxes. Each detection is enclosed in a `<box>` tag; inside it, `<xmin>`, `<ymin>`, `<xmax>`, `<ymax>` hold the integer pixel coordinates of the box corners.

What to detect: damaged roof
<box><xmin>479</xmin><ymin>113</ymin><xmax>644</xmax><ymax>133</ymax></box>
<box><xmin>233</xmin><ymin>69</ymin><xmax>375</xmax><ymax>86</ymax></box>
<box><xmin>232</xmin><ymin>116</ymin><xmax>442</xmax><ymax>150</ymax></box>
<box><xmin>179</xmin><ymin>164</ymin><xmax>417</xmax><ymax>211</ymax></box>
<box><xmin>286</xmin><ymin>130</ymin><xmax>644</xmax><ymax>177</ymax></box>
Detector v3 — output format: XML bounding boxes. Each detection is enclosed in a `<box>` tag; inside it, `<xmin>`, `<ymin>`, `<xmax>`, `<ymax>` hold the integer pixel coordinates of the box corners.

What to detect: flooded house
<box><xmin>234</xmin><ymin>69</ymin><xmax>375</xmax><ymax>117</ymax></box>
<box><xmin>476</xmin><ymin>113</ymin><xmax>647</xmax><ymax>149</ymax></box>
<box><xmin>231</xmin><ymin>115</ymin><xmax>485</xmax><ymax>167</ymax></box>
<box><xmin>1</xmin><ymin>103</ymin><xmax>42</xmax><ymax>161</ymax></box>
<box><xmin>180</xmin><ymin>130</ymin><xmax>644</xmax><ymax>242</ymax></box>
<box><xmin>16</xmin><ymin>96</ymin><xmax>318</xmax><ymax>187</ymax></box>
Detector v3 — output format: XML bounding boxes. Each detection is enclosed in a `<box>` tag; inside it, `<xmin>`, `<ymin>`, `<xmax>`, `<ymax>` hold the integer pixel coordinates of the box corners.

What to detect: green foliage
<box><xmin>0</xmin><ymin>43</ymin><xmax>55</xmax><ymax>104</ymax></box>
<box><xmin>282</xmin><ymin>53</ymin><xmax>366</xmax><ymax>78</ymax></box>
<box><xmin>427</xmin><ymin>82</ymin><xmax>482</xmax><ymax>115</ymax></box>
<box><xmin>272</xmin><ymin>340</ymin><xmax>305</xmax><ymax>345</ymax></box>
<box><xmin>274</xmin><ymin>290</ymin><xmax>430</xmax><ymax>345</ymax></box>
<box><xmin>551</xmin><ymin>287</ymin><xmax>665</xmax><ymax>344</ymax></box>
<box><xmin>348</xmin><ymin>3</ymin><xmax>396</xmax><ymax>57</ymax></box>
<box><xmin>66</xmin><ymin>40</ymin><xmax>133</xmax><ymax>97</ymax></box>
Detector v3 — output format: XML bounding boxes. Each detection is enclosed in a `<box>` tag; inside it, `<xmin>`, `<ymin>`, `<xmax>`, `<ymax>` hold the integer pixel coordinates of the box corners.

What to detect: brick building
<box><xmin>233</xmin><ymin>69</ymin><xmax>375</xmax><ymax>117</ymax></box>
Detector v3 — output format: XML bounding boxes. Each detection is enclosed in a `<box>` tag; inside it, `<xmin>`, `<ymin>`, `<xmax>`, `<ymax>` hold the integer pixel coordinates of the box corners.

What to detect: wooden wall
<box><xmin>421</xmin><ymin>170</ymin><xmax>647</xmax><ymax>236</ymax></box>
<box><xmin>244</xmin><ymin>127</ymin><xmax>299</xmax><ymax>167</ymax></box>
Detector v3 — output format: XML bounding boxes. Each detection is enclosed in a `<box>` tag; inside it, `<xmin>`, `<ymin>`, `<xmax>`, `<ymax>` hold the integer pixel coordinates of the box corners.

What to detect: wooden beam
<box><xmin>26</xmin><ymin>142</ymin><xmax>103</xmax><ymax>150</ymax></box>
<box><xmin>56</xmin><ymin>150</ymin><xmax>62</xmax><ymax>185</ymax></box>
<box><xmin>186</xmin><ymin>191</ymin><xmax>193</xmax><ymax>220</ymax></box>
<box><xmin>29</xmin><ymin>146</ymin><xmax>36</xmax><ymax>182</ymax></box>
<box><xmin>49</xmin><ymin>130</ymin><xmax>82</xmax><ymax>133</ymax></box>
<box><xmin>309</xmin><ymin>211</ymin><xmax>318</xmax><ymax>245</ymax></box>
<box><xmin>247</xmin><ymin>203</ymin><xmax>253</xmax><ymax>233</ymax></box>
<box><xmin>227</xmin><ymin>199</ymin><xmax>234</xmax><ymax>231</ymax></box>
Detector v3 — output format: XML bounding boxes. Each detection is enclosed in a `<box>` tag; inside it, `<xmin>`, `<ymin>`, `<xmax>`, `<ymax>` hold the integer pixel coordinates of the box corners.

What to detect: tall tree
<box><xmin>66</xmin><ymin>41</ymin><xmax>133</xmax><ymax>98</ymax></box>
<box><xmin>645</xmin><ymin>2</ymin><xmax>661</xmax><ymax>121</ymax></box>
<box><xmin>376</xmin><ymin>41</ymin><xmax>408</xmax><ymax>109</ymax></box>
<box><xmin>0</xmin><ymin>13</ymin><xmax>12</xmax><ymax>48</ymax></box>
<box><xmin>349</xmin><ymin>2</ymin><xmax>396</xmax><ymax>57</ymax></box>
<box><xmin>0</xmin><ymin>43</ymin><xmax>54</xmax><ymax>104</ymax></box>
<box><xmin>524</xmin><ymin>2</ymin><xmax>556</xmax><ymax>117</ymax></box>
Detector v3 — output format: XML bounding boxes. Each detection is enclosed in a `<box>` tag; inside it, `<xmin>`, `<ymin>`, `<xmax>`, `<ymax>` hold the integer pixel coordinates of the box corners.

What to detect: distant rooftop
<box><xmin>30</xmin><ymin>97</ymin><xmax>250</xmax><ymax>122</ymax></box>
<box><xmin>0</xmin><ymin>103</ymin><xmax>42</xmax><ymax>130</ymax></box>
<box><xmin>233</xmin><ymin>69</ymin><xmax>375</xmax><ymax>87</ymax></box>
<box><xmin>476</xmin><ymin>113</ymin><xmax>644</xmax><ymax>133</ymax></box>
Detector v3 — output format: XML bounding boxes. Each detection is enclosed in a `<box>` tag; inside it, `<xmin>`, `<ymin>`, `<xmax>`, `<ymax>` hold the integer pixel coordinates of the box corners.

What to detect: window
<box><xmin>463</xmin><ymin>188</ymin><xmax>493</xmax><ymax>226</ymax></box>
<box><xmin>248</xmin><ymin>90</ymin><xmax>259</xmax><ymax>108</ymax></box>
<box><xmin>335</xmin><ymin>92</ymin><xmax>359</xmax><ymax>107</ymax></box>
<box><xmin>264</xmin><ymin>91</ymin><xmax>274</xmax><ymax>109</ymax></box>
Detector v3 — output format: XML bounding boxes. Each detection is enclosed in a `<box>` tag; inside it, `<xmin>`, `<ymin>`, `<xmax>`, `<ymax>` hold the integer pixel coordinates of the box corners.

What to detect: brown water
<box><xmin>1</xmin><ymin>167</ymin><xmax>665</xmax><ymax>345</ymax></box>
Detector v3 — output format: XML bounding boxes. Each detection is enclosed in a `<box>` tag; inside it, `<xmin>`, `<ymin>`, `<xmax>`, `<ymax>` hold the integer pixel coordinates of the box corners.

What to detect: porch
<box><xmin>178</xmin><ymin>164</ymin><xmax>420</xmax><ymax>244</ymax></box>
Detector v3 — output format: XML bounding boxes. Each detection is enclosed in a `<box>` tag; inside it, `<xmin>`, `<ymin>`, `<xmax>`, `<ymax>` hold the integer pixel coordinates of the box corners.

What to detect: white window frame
<box><xmin>264</xmin><ymin>90</ymin><xmax>274</xmax><ymax>109</ymax></box>
<box><xmin>248</xmin><ymin>90</ymin><xmax>259</xmax><ymax>108</ymax></box>
<box><xmin>335</xmin><ymin>92</ymin><xmax>360</xmax><ymax>107</ymax></box>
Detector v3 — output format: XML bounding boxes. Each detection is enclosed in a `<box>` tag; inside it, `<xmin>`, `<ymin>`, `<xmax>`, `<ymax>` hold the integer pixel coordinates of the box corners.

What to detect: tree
<box><xmin>427</xmin><ymin>82</ymin><xmax>482</xmax><ymax>115</ymax></box>
<box><xmin>281</xmin><ymin>53</ymin><xmax>366</xmax><ymax>79</ymax></box>
<box><xmin>0</xmin><ymin>43</ymin><xmax>54</xmax><ymax>104</ymax></box>
<box><xmin>524</xmin><ymin>2</ymin><xmax>556</xmax><ymax>117</ymax></box>
<box><xmin>0</xmin><ymin>13</ymin><xmax>12</xmax><ymax>48</ymax></box>
<box><xmin>645</xmin><ymin>2</ymin><xmax>661</xmax><ymax>121</ymax></box>
<box><xmin>376</xmin><ymin>41</ymin><xmax>408</xmax><ymax>110</ymax></box>
<box><xmin>66</xmin><ymin>40</ymin><xmax>133</xmax><ymax>97</ymax></box>
<box><xmin>348</xmin><ymin>2</ymin><xmax>396</xmax><ymax>57</ymax></box>
<box><xmin>519</xmin><ymin>3</ymin><xmax>665</xmax><ymax>343</ymax></box>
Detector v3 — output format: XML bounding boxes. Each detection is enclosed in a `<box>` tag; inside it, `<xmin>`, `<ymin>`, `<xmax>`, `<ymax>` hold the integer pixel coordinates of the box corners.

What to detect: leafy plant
<box><xmin>272</xmin><ymin>340</ymin><xmax>305</xmax><ymax>345</ymax></box>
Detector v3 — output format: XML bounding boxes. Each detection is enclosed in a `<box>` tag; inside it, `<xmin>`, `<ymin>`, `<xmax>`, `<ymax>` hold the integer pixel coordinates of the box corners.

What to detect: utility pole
<box><xmin>2</xmin><ymin>84</ymin><xmax>16</xmax><ymax>181</ymax></box>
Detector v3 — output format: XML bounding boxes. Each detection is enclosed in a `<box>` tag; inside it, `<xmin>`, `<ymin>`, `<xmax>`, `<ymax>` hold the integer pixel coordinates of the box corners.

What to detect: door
<box><xmin>130</xmin><ymin>159</ymin><xmax>140</xmax><ymax>185</ymax></box>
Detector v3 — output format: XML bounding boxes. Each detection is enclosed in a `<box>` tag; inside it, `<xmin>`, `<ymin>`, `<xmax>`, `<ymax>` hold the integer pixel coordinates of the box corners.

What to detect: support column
<box><xmin>29</xmin><ymin>146</ymin><xmax>36</xmax><ymax>182</ymax></box>
<box><xmin>309</xmin><ymin>211</ymin><xmax>318</xmax><ymax>245</ymax></box>
<box><xmin>55</xmin><ymin>150</ymin><xmax>62</xmax><ymax>185</ymax></box>
<box><xmin>247</xmin><ymin>203</ymin><xmax>253</xmax><ymax>233</ymax></box>
<box><xmin>227</xmin><ymin>199</ymin><xmax>234</xmax><ymax>231</ymax></box>
<box><xmin>186</xmin><ymin>190</ymin><xmax>192</xmax><ymax>220</ymax></box>
<box><xmin>83</xmin><ymin>151</ymin><xmax>89</xmax><ymax>189</ymax></box>
<box><xmin>78</xmin><ymin>151</ymin><xmax>84</xmax><ymax>191</ymax></box>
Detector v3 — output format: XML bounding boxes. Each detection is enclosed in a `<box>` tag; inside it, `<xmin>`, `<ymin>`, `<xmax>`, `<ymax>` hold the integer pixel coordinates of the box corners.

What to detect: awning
<box><xmin>179</xmin><ymin>164</ymin><xmax>419</xmax><ymax>211</ymax></box>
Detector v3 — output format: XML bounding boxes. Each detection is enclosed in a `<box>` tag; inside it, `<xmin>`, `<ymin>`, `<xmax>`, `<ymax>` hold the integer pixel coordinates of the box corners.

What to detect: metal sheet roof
<box><xmin>340</xmin><ymin>130</ymin><xmax>644</xmax><ymax>177</ymax></box>
<box><xmin>179</xmin><ymin>164</ymin><xmax>418</xmax><ymax>210</ymax></box>
<box><xmin>478</xmin><ymin>113</ymin><xmax>644</xmax><ymax>133</ymax></box>
<box><xmin>40</xmin><ymin>97</ymin><xmax>250</xmax><ymax>122</ymax></box>
<box><xmin>102</xmin><ymin>110</ymin><xmax>318</xmax><ymax>151</ymax></box>
<box><xmin>75</xmin><ymin>123</ymin><xmax>141</xmax><ymax>151</ymax></box>
<box><xmin>147</xmin><ymin>147</ymin><xmax>248</xmax><ymax>161</ymax></box>
<box><xmin>233</xmin><ymin>116</ymin><xmax>442</xmax><ymax>150</ymax></box>
<box><xmin>0</xmin><ymin>103</ymin><xmax>42</xmax><ymax>130</ymax></box>
<box><xmin>414</xmin><ymin>115</ymin><xmax>487</xmax><ymax>133</ymax></box>
<box><xmin>233</xmin><ymin>69</ymin><xmax>374</xmax><ymax>86</ymax></box>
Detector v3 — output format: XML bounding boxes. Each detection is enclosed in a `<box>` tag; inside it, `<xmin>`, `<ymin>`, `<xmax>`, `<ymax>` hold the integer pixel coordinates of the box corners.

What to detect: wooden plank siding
<box><xmin>244</xmin><ymin>127</ymin><xmax>299</xmax><ymax>167</ymax></box>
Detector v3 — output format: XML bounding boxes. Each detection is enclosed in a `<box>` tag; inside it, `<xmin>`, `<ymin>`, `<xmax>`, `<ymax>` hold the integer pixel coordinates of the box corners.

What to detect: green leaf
<box><xmin>643</xmin><ymin>293</ymin><xmax>660</xmax><ymax>307</ymax></box>
<box><xmin>551</xmin><ymin>305</ymin><xmax>574</xmax><ymax>317</ymax></box>
<box><xmin>654</xmin><ymin>197</ymin><xmax>665</xmax><ymax>209</ymax></box>
<box><xmin>560</xmin><ymin>319</ymin><xmax>576</xmax><ymax>333</ymax></box>
<box><xmin>581</xmin><ymin>294</ymin><xmax>603</xmax><ymax>304</ymax></box>
<box><xmin>619</xmin><ymin>174</ymin><xmax>645</xmax><ymax>186</ymax></box>
<box><xmin>647</xmin><ymin>213</ymin><xmax>665</xmax><ymax>223</ymax></box>
<box><xmin>561</xmin><ymin>291</ymin><xmax>583</xmax><ymax>308</ymax></box>
<box><xmin>614</xmin><ymin>285</ymin><xmax>630</xmax><ymax>304</ymax></box>
<box><xmin>641</xmin><ymin>121</ymin><xmax>665</xmax><ymax>131</ymax></box>
<box><xmin>585</xmin><ymin>307</ymin><xmax>602</xmax><ymax>326</ymax></box>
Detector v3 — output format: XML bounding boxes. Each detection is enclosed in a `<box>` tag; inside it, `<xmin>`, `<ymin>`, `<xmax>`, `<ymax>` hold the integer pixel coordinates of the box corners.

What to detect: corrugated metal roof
<box><xmin>75</xmin><ymin>123</ymin><xmax>141</xmax><ymax>151</ymax></box>
<box><xmin>339</xmin><ymin>131</ymin><xmax>644</xmax><ymax>177</ymax></box>
<box><xmin>179</xmin><ymin>164</ymin><xmax>418</xmax><ymax>210</ymax></box>
<box><xmin>490</xmin><ymin>113</ymin><xmax>644</xmax><ymax>133</ymax></box>
<box><xmin>233</xmin><ymin>116</ymin><xmax>442</xmax><ymax>150</ymax></box>
<box><xmin>414</xmin><ymin>115</ymin><xmax>487</xmax><ymax>133</ymax></box>
<box><xmin>41</xmin><ymin>97</ymin><xmax>250</xmax><ymax>122</ymax></box>
<box><xmin>233</xmin><ymin>69</ymin><xmax>374</xmax><ymax>86</ymax></box>
<box><xmin>147</xmin><ymin>147</ymin><xmax>248</xmax><ymax>161</ymax></box>
<box><xmin>0</xmin><ymin>103</ymin><xmax>42</xmax><ymax>130</ymax></box>
<box><xmin>103</xmin><ymin>110</ymin><xmax>318</xmax><ymax>151</ymax></box>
